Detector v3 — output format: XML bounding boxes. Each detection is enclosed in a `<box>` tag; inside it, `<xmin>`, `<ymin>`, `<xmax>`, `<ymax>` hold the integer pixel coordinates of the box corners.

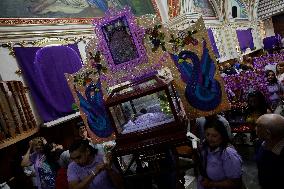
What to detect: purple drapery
<box><xmin>263</xmin><ymin>34</ymin><xmax>282</xmax><ymax>50</ymax></box>
<box><xmin>14</xmin><ymin>45</ymin><xmax>82</xmax><ymax>122</ymax></box>
<box><xmin>207</xmin><ymin>28</ymin><xmax>220</xmax><ymax>58</ymax></box>
<box><xmin>236</xmin><ymin>28</ymin><xmax>254</xmax><ymax>52</ymax></box>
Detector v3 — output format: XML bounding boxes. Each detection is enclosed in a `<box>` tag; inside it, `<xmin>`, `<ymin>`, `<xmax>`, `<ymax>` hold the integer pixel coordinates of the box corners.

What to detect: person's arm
<box><xmin>106</xmin><ymin>166</ymin><xmax>124</xmax><ymax>189</ymax></box>
<box><xmin>68</xmin><ymin>163</ymin><xmax>105</xmax><ymax>189</ymax></box>
<box><xmin>68</xmin><ymin>173</ymin><xmax>95</xmax><ymax>189</ymax></box>
<box><xmin>104</xmin><ymin>152</ymin><xmax>124</xmax><ymax>189</ymax></box>
<box><xmin>21</xmin><ymin>141</ymin><xmax>33</xmax><ymax>167</ymax></box>
<box><xmin>201</xmin><ymin>177</ymin><xmax>242</xmax><ymax>189</ymax></box>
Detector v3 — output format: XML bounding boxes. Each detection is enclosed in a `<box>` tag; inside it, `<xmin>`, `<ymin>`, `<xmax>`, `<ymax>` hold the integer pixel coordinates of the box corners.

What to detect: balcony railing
<box><xmin>0</xmin><ymin>80</ymin><xmax>38</xmax><ymax>149</ymax></box>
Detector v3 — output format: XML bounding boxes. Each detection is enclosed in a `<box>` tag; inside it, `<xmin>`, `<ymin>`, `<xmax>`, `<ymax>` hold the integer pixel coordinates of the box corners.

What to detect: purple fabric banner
<box><xmin>263</xmin><ymin>34</ymin><xmax>282</xmax><ymax>50</ymax></box>
<box><xmin>14</xmin><ymin>44</ymin><xmax>82</xmax><ymax>122</ymax></box>
<box><xmin>236</xmin><ymin>28</ymin><xmax>254</xmax><ymax>52</ymax></box>
<box><xmin>207</xmin><ymin>28</ymin><xmax>220</xmax><ymax>58</ymax></box>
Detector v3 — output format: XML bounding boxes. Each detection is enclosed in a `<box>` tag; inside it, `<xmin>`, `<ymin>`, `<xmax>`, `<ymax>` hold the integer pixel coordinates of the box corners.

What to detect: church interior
<box><xmin>0</xmin><ymin>0</ymin><xmax>284</xmax><ymax>189</ymax></box>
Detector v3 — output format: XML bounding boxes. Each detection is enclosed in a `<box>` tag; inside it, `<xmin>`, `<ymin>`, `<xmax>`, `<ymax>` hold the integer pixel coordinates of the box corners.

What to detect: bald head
<box><xmin>256</xmin><ymin>114</ymin><xmax>284</xmax><ymax>138</ymax></box>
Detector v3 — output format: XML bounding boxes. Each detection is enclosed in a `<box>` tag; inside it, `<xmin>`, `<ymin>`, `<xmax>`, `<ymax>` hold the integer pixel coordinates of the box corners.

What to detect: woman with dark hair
<box><xmin>265</xmin><ymin>70</ymin><xmax>283</xmax><ymax>111</ymax></box>
<box><xmin>245</xmin><ymin>90</ymin><xmax>271</xmax><ymax>143</ymax></box>
<box><xmin>197</xmin><ymin>118</ymin><xmax>243</xmax><ymax>189</ymax></box>
<box><xmin>67</xmin><ymin>139</ymin><xmax>123</xmax><ymax>189</ymax></box>
<box><xmin>245</xmin><ymin>90</ymin><xmax>271</xmax><ymax>127</ymax></box>
<box><xmin>276</xmin><ymin>62</ymin><xmax>284</xmax><ymax>85</ymax></box>
<box><xmin>246</xmin><ymin>90</ymin><xmax>270</xmax><ymax>117</ymax></box>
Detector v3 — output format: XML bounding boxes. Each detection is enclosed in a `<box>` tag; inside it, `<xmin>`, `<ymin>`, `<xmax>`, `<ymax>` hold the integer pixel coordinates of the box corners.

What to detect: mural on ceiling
<box><xmin>0</xmin><ymin>0</ymin><xmax>155</xmax><ymax>18</ymax></box>
<box><xmin>232</xmin><ymin>0</ymin><xmax>248</xmax><ymax>18</ymax></box>
<box><xmin>193</xmin><ymin>0</ymin><xmax>216</xmax><ymax>17</ymax></box>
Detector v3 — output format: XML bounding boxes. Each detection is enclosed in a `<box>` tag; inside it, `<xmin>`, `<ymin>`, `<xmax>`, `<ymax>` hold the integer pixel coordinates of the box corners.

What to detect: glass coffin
<box><xmin>109</xmin><ymin>90</ymin><xmax>175</xmax><ymax>134</ymax></box>
<box><xmin>105</xmin><ymin>75</ymin><xmax>187</xmax><ymax>151</ymax></box>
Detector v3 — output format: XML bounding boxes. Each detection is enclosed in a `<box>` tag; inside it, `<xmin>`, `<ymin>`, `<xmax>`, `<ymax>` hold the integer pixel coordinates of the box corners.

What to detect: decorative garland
<box><xmin>145</xmin><ymin>24</ymin><xmax>166</xmax><ymax>52</ymax></box>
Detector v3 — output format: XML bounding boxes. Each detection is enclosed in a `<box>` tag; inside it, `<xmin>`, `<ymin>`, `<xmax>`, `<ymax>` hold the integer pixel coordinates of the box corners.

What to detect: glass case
<box><xmin>109</xmin><ymin>90</ymin><xmax>175</xmax><ymax>134</ymax></box>
<box><xmin>105</xmin><ymin>75</ymin><xmax>187</xmax><ymax>150</ymax></box>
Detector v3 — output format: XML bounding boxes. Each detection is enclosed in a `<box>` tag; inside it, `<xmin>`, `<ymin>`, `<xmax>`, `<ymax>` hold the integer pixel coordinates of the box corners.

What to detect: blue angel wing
<box><xmin>76</xmin><ymin>81</ymin><xmax>113</xmax><ymax>138</ymax></box>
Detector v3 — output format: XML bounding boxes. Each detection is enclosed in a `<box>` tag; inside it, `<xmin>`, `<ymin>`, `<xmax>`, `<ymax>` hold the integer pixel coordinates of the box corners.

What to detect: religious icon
<box><xmin>101</xmin><ymin>16</ymin><xmax>139</xmax><ymax>65</ymax></box>
<box><xmin>93</xmin><ymin>7</ymin><xmax>148</xmax><ymax>86</ymax></box>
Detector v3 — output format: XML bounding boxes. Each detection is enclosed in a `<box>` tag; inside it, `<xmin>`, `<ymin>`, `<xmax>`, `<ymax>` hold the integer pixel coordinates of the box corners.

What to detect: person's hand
<box><xmin>41</xmin><ymin>137</ymin><xmax>47</xmax><ymax>145</ymax></box>
<box><xmin>51</xmin><ymin>143</ymin><xmax>63</xmax><ymax>151</ymax></box>
<box><xmin>93</xmin><ymin>163</ymin><xmax>107</xmax><ymax>176</ymax></box>
<box><xmin>29</xmin><ymin>140</ymin><xmax>34</xmax><ymax>149</ymax></box>
<box><xmin>104</xmin><ymin>152</ymin><xmax>113</xmax><ymax>169</ymax></box>
<box><xmin>86</xmin><ymin>137</ymin><xmax>92</xmax><ymax>144</ymax></box>
<box><xmin>55</xmin><ymin>144</ymin><xmax>63</xmax><ymax>150</ymax></box>
<box><xmin>105</xmin><ymin>152</ymin><xmax>112</xmax><ymax>161</ymax></box>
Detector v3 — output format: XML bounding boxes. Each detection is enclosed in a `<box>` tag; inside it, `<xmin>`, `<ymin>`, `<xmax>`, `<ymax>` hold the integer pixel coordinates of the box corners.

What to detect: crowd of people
<box><xmin>19</xmin><ymin>57</ymin><xmax>284</xmax><ymax>189</ymax></box>
<box><xmin>19</xmin><ymin>97</ymin><xmax>284</xmax><ymax>189</ymax></box>
<box><xmin>224</xmin><ymin>56</ymin><xmax>283</xmax><ymax>105</ymax></box>
<box><xmin>21</xmin><ymin>122</ymin><xmax>121</xmax><ymax>189</ymax></box>
<box><xmin>219</xmin><ymin>57</ymin><xmax>254</xmax><ymax>76</ymax></box>
<box><xmin>20</xmin><ymin>110</ymin><xmax>284</xmax><ymax>189</ymax></box>
<box><xmin>194</xmin><ymin>113</ymin><xmax>284</xmax><ymax>189</ymax></box>
<box><xmin>194</xmin><ymin>58</ymin><xmax>284</xmax><ymax>188</ymax></box>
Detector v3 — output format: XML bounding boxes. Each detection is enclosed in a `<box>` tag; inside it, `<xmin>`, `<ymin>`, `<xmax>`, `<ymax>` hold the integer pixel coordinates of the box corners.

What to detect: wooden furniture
<box><xmin>105</xmin><ymin>75</ymin><xmax>188</xmax><ymax>154</ymax></box>
<box><xmin>0</xmin><ymin>81</ymin><xmax>37</xmax><ymax>149</ymax></box>
<box><xmin>105</xmin><ymin>75</ymin><xmax>191</xmax><ymax>188</ymax></box>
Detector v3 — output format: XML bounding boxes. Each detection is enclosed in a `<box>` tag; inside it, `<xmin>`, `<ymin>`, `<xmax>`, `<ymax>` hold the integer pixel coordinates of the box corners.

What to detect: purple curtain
<box><xmin>263</xmin><ymin>34</ymin><xmax>282</xmax><ymax>50</ymax></box>
<box><xmin>207</xmin><ymin>28</ymin><xmax>220</xmax><ymax>58</ymax></box>
<box><xmin>236</xmin><ymin>28</ymin><xmax>255</xmax><ymax>52</ymax></box>
<box><xmin>14</xmin><ymin>44</ymin><xmax>82</xmax><ymax>122</ymax></box>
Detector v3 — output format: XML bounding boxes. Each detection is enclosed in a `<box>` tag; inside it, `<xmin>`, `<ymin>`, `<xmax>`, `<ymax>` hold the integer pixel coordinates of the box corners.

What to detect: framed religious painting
<box><xmin>0</xmin><ymin>0</ymin><xmax>159</xmax><ymax>25</ymax></box>
<box><xmin>93</xmin><ymin>7</ymin><xmax>148</xmax><ymax>74</ymax></box>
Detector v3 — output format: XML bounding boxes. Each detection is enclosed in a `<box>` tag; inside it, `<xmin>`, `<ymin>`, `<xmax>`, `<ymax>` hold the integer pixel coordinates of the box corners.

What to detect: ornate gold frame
<box><xmin>0</xmin><ymin>18</ymin><xmax>93</xmax><ymax>26</ymax></box>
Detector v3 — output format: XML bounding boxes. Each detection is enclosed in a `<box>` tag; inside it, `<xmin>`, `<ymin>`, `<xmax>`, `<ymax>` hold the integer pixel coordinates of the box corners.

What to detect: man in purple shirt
<box><xmin>67</xmin><ymin>140</ymin><xmax>123</xmax><ymax>189</ymax></box>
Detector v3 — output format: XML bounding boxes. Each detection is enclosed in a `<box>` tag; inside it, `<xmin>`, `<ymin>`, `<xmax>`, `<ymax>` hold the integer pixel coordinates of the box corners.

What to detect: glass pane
<box><xmin>110</xmin><ymin>90</ymin><xmax>175</xmax><ymax>135</ymax></box>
